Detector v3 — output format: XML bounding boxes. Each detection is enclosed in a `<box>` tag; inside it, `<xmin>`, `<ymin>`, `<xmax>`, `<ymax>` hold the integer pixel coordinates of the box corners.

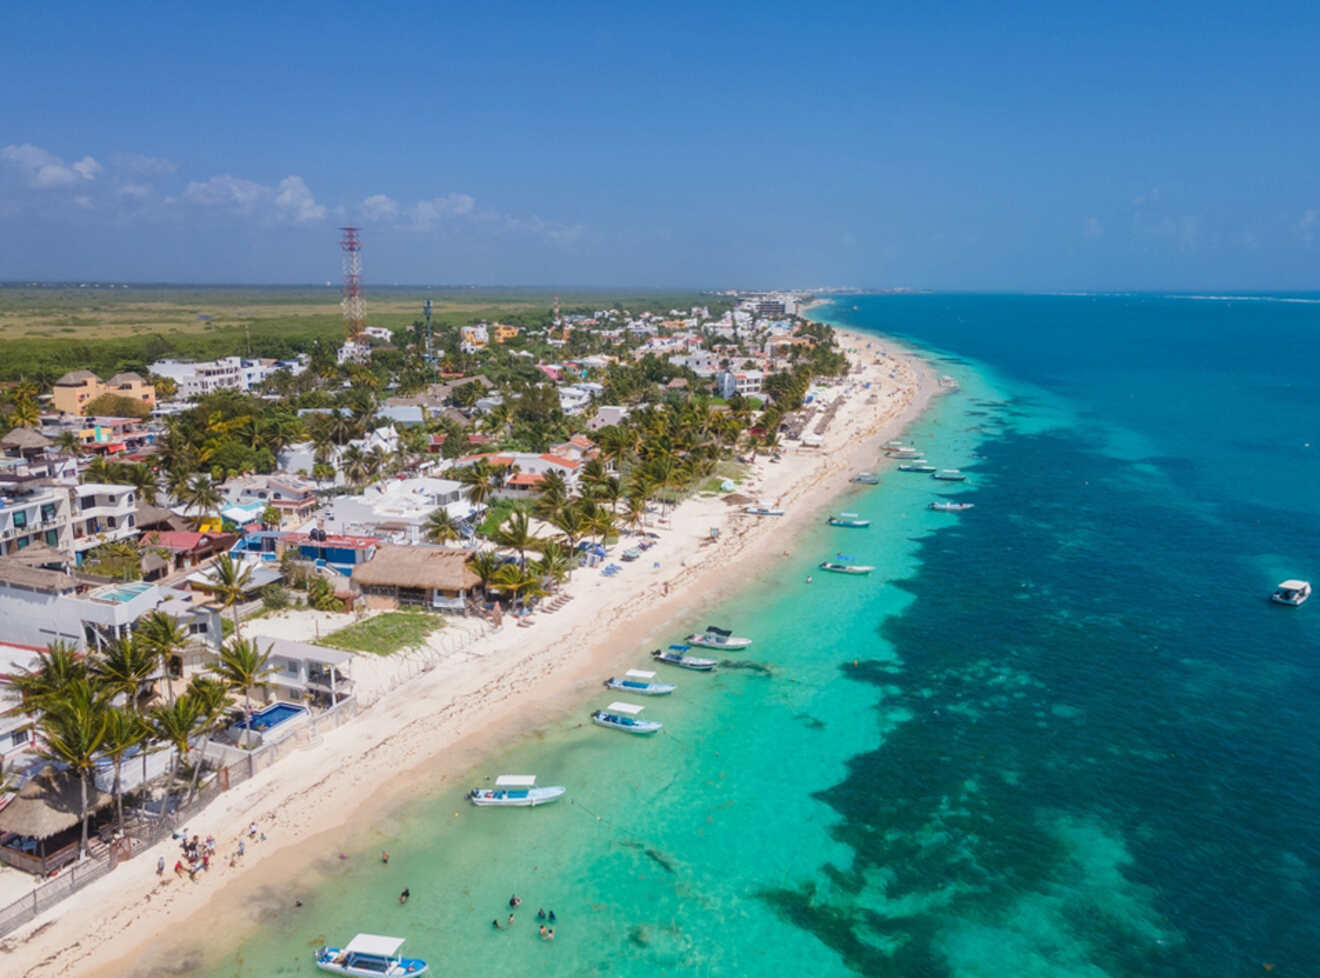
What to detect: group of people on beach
<box><xmin>492</xmin><ymin>894</ymin><xmax>556</xmax><ymax>941</ymax></box>
<box><xmin>158</xmin><ymin>820</ymin><xmax>266</xmax><ymax>883</ymax></box>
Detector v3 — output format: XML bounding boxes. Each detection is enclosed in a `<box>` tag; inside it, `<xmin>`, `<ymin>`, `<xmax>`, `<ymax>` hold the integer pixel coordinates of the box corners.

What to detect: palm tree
<box><xmin>424</xmin><ymin>507</ymin><xmax>461</xmax><ymax>546</ymax></box>
<box><xmin>492</xmin><ymin>563</ymin><xmax>545</xmax><ymax>612</ymax></box>
<box><xmin>467</xmin><ymin>550</ymin><xmax>504</xmax><ymax>598</ymax></box>
<box><xmin>533</xmin><ymin>470</ymin><xmax>569</xmax><ymax>521</ymax></box>
<box><xmin>184</xmin><ymin>676</ymin><xmax>231</xmax><ymax>802</ymax></box>
<box><xmin>456</xmin><ymin>460</ymin><xmax>495</xmax><ymax>507</ymax></box>
<box><xmin>534</xmin><ymin>540</ymin><xmax>574</xmax><ymax>590</ymax></box>
<box><xmin>340</xmin><ymin>444</ymin><xmax>367</xmax><ymax>488</ymax></box>
<box><xmin>550</xmin><ymin>502</ymin><xmax>589</xmax><ymax>550</ymax></box>
<box><xmin>580</xmin><ymin>458</ymin><xmax>608</xmax><ymax>494</ymax></box>
<box><xmin>136</xmin><ymin>611</ymin><xmax>188</xmax><ymax>704</ymax></box>
<box><xmin>202</xmin><ymin>554</ymin><xmax>254</xmax><ymax>639</ymax></box>
<box><xmin>209</xmin><ymin>638</ymin><xmax>274</xmax><ymax>750</ymax></box>
<box><xmin>493</xmin><ymin>509</ymin><xmax>538</xmax><ymax>568</ymax></box>
<box><xmin>117</xmin><ymin>462</ymin><xmax>158</xmax><ymax>504</ymax></box>
<box><xmin>364</xmin><ymin>445</ymin><xmax>387</xmax><ymax>484</ymax></box>
<box><xmin>100</xmin><ymin>706</ymin><xmax>150</xmax><ymax>839</ymax></box>
<box><xmin>3</xmin><ymin>642</ymin><xmax>88</xmax><ymax>715</ymax></box>
<box><xmin>53</xmin><ymin>430</ymin><xmax>81</xmax><ymax>456</ymax></box>
<box><xmin>150</xmin><ymin>694</ymin><xmax>202</xmax><ymax>797</ymax></box>
<box><xmin>92</xmin><ymin>636</ymin><xmax>157</xmax><ymax>708</ymax></box>
<box><xmin>39</xmin><ymin>678</ymin><xmax>110</xmax><ymax>858</ymax></box>
<box><xmin>622</xmin><ymin>494</ymin><xmax>648</xmax><ymax>534</ymax></box>
<box><xmin>178</xmin><ymin>474</ymin><xmax>222</xmax><ymax>529</ymax></box>
<box><xmin>9</xmin><ymin>398</ymin><xmax>39</xmax><ymax>427</ymax></box>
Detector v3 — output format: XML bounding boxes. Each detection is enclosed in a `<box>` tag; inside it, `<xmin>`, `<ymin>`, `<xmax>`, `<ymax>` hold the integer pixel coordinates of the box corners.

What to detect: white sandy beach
<box><xmin>0</xmin><ymin>328</ymin><xmax>941</xmax><ymax>978</ymax></box>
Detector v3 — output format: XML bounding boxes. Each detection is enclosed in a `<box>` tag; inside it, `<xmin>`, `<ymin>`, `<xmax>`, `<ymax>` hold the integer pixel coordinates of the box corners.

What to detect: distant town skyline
<box><xmin>3</xmin><ymin>1</ymin><xmax>1319</xmax><ymax>290</ymax></box>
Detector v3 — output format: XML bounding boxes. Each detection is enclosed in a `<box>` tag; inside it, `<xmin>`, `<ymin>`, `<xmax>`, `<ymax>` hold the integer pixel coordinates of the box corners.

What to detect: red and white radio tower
<box><xmin>339</xmin><ymin>226</ymin><xmax>366</xmax><ymax>340</ymax></box>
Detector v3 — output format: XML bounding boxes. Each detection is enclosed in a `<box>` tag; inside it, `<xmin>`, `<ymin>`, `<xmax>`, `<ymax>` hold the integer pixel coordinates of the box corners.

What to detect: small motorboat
<box><xmin>897</xmin><ymin>462</ymin><xmax>937</xmax><ymax>472</ymax></box>
<box><xmin>930</xmin><ymin>501</ymin><xmax>975</xmax><ymax>512</ymax></box>
<box><xmin>744</xmin><ymin>505</ymin><xmax>785</xmax><ymax>516</ymax></box>
<box><xmin>315</xmin><ymin>935</ymin><xmax>428</xmax><ymax>976</ymax></box>
<box><xmin>686</xmin><ymin>625</ymin><xmax>752</xmax><ymax>650</ymax></box>
<box><xmin>828</xmin><ymin>512</ymin><xmax>871</xmax><ymax>528</ymax></box>
<box><xmin>932</xmin><ymin>469</ymin><xmax>967</xmax><ymax>482</ymax></box>
<box><xmin>592</xmin><ymin>701</ymin><xmax>662</xmax><ymax>735</ymax></box>
<box><xmin>819</xmin><ymin>560</ymin><xmax>875</xmax><ymax>575</ymax></box>
<box><xmin>852</xmin><ymin>472</ymin><xmax>881</xmax><ymax>484</ymax></box>
<box><xmin>1271</xmin><ymin>580</ymin><xmax>1311</xmax><ymax>606</ymax></box>
<box><xmin>467</xmin><ymin>775</ymin><xmax>565</xmax><ymax>807</ymax></box>
<box><xmin>605</xmin><ymin>669</ymin><xmax>676</xmax><ymax>695</ymax></box>
<box><xmin>653</xmin><ymin>644</ymin><xmax>717</xmax><ymax>670</ymax></box>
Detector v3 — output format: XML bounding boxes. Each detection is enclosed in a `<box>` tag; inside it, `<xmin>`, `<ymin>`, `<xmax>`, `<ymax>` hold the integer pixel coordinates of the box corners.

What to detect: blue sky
<box><xmin>3</xmin><ymin>0</ymin><xmax>1319</xmax><ymax>289</ymax></box>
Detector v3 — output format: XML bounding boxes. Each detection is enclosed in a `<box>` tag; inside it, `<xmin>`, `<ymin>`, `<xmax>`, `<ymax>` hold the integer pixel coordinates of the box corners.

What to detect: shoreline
<box><xmin>6</xmin><ymin>321</ymin><xmax>945</xmax><ymax>978</ymax></box>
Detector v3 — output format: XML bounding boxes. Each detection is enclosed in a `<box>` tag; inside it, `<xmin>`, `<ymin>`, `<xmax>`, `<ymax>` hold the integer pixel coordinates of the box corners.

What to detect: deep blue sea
<box><xmin>181</xmin><ymin>294</ymin><xmax>1320</xmax><ymax>978</ymax></box>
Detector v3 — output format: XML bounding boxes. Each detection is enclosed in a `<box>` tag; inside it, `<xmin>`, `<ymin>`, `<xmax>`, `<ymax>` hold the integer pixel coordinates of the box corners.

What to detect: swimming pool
<box><xmin>94</xmin><ymin>580</ymin><xmax>154</xmax><ymax>603</ymax></box>
<box><xmin>227</xmin><ymin>701</ymin><xmax>308</xmax><ymax>743</ymax></box>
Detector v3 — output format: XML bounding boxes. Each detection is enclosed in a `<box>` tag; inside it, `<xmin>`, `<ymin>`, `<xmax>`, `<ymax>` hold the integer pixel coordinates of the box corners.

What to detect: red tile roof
<box><xmin>507</xmin><ymin>472</ymin><xmax>545</xmax><ymax>487</ymax></box>
<box><xmin>539</xmin><ymin>453</ymin><xmax>581</xmax><ymax>469</ymax></box>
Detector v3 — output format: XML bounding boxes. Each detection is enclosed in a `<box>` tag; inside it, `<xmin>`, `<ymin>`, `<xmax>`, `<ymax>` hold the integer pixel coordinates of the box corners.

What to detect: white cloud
<box><xmin>1084</xmin><ymin>217</ymin><xmax>1103</xmax><ymax>238</ymax></box>
<box><xmin>110</xmin><ymin>152</ymin><xmax>177</xmax><ymax>177</ymax></box>
<box><xmin>361</xmin><ymin>193</ymin><xmax>398</xmax><ymax>222</ymax></box>
<box><xmin>1</xmin><ymin>143</ymin><xmax>102</xmax><ymax>189</ymax></box>
<box><xmin>71</xmin><ymin>156</ymin><xmax>102</xmax><ymax>181</ymax></box>
<box><xmin>407</xmin><ymin>192</ymin><xmax>477</xmax><ymax>229</ymax></box>
<box><xmin>117</xmin><ymin>183</ymin><xmax>152</xmax><ymax>200</ymax></box>
<box><xmin>73</xmin><ymin>195</ymin><xmax>94</xmax><ymax>210</ymax></box>
<box><xmin>181</xmin><ymin>173</ymin><xmax>325</xmax><ymax>222</ymax></box>
<box><xmin>182</xmin><ymin>173</ymin><xmax>269</xmax><ymax>213</ymax></box>
<box><xmin>273</xmin><ymin>175</ymin><xmax>326</xmax><ymax>222</ymax></box>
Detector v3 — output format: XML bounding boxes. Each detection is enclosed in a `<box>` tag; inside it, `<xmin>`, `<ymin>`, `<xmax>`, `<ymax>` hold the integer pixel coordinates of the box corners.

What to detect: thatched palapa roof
<box><xmin>0</xmin><ymin>766</ymin><xmax>111</xmax><ymax>839</ymax></box>
<box><xmin>1</xmin><ymin>427</ymin><xmax>52</xmax><ymax>451</ymax></box>
<box><xmin>351</xmin><ymin>544</ymin><xmax>481</xmax><ymax>592</ymax></box>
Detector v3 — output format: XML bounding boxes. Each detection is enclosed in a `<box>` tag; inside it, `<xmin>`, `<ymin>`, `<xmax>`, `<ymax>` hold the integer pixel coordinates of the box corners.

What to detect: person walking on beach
<box><xmin>156</xmin><ymin>856</ymin><xmax>165</xmax><ymax>876</ymax></box>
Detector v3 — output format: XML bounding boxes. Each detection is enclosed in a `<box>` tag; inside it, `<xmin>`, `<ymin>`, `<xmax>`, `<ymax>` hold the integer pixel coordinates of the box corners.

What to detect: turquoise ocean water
<box><xmin>181</xmin><ymin>294</ymin><xmax>1319</xmax><ymax>978</ymax></box>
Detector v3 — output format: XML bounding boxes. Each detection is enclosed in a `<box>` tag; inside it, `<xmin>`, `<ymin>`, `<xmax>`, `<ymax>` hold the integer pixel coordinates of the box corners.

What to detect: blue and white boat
<box><xmin>851</xmin><ymin>472</ymin><xmax>881</xmax><ymax>484</ymax></box>
<box><xmin>685</xmin><ymin>625</ymin><xmax>752</xmax><ymax>650</ymax></box>
<box><xmin>932</xmin><ymin>469</ymin><xmax>967</xmax><ymax>482</ymax></box>
<box><xmin>819</xmin><ymin>559</ymin><xmax>875</xmax><ymax>575</ymax></box>
<box><xmin>1271</xmin><ymin>579</ymin><xmax>1311</xmax><ymax>606</ymax></box>
<box><xmin>315</xmin><ymin>934</ymin><xmax>428</xmax><ymax>976</ymax></box>
<box><xmin>653</xmin><ymin>644</ymin><xmax>717</xmax><ymax>670</ymax></box>
<box><xmin>930</xmin><ymin>501</ymin><xmax>975</xmax><ymax>512</ymax></box>
<box><xmin>897</xmin><ymin>461</ymin><xmax>937</xmax><ymax>472</ymax></box>
<box><xmin>592</xmin><ymin>701</ymin><xmax>662</xmax><ymax>735</ymax></box>
<box><xmin>605</xmin><ymin>669</ymin><xmax>676</xmax><ymax>695</ymax></box>
<box><xmin>467</xmin><ymin>775</ymin><xmax>565</xmax><ymax>807</ymax></box>
<box><xmin>827</xmin><ymin>512</ymin><xmax>871</xmax><ymax>528</ymax></box>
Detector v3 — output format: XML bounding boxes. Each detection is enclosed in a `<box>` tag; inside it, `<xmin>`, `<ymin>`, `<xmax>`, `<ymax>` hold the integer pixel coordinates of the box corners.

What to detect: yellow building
<box><xmin>51</xmin><ymin>370</ymin><xmax>155</xmax><ymax>416</ymax></box>
<box><xmin>491</xmin><ymin>324</ymin><xmax>519</xmax><ymax>344</ymax></box>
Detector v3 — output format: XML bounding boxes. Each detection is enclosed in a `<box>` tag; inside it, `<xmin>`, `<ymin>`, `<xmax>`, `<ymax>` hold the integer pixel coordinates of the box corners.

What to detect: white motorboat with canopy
<box><xmin>1271</xmin><ymin>579</ymin><xmax>1311</xmax><ymax>606</ymax></box>
<box><xmin>467</xmin><ymin>774</ymin><xmax>565</xmax><ymax>807</ymax></box>
<box><xmin>653</xmin><ymin>644</ymin><xmax>717</xmax><ymax>670</ymax></box>
<box><xmin>592</xmin><ymin>700</ymin><xmax>662</xmax><ymax>734</ymax></box>
<box><xmin>315</xmin><ymin>934</ymin><xmax>428</xmax><ymax>976</ymax></box>
<box><xmin>685</xmin><ymin>625</ymin><xmax>752</xmax><ymax>650</ymax></box>
<box><xmin>604</xmin><ymin>669</ymin><xmax>676</xmax><ymax>695</ymax></box>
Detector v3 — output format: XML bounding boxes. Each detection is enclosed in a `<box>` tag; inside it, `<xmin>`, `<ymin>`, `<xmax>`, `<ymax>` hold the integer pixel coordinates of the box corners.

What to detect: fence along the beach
<box><xmin>0</xmin><ymin>615</ymin><xmax>492</xmax><ymax>939</ymax></box>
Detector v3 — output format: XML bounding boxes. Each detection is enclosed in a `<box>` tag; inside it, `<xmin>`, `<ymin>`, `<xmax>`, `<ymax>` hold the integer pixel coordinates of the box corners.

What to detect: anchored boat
<box><xmin>1271</xmin><ymin>580</ymin><xmax>1311</xmax><ymax>606</ymax></box>
<box><xmin>932</xmin><ymin>469</ymin><xmax>967</xmax><ymax>482</ymax></box>
<box><xmin>930</xmin><ymin>501</ymin><xmax>975</xmax><ymax>512</ymax></box>
<box><xmin>686</xmin><ymin>625</ymin><xmax>752</xmax><ymax>650</ymax></box>
<box><xmin>819</xmin><ymin>560</ymin><xmax>875</xmax><ymax>575</ymax></box>
<box><xmin>315</xmin><ymin>935</ymin><xmax>428</xmax><ymax>977</ymax></box>
<box><xmin>592</xmin><ymin>701</ymin><xmax>662</xmax><ymax>735</ymax></box>
<box><xmin>467</xmin><ymin>775</ymin><xmax>565</xmax><ymax>807</ymax></box>
<box><xmin>827</xmin><ymin>512</ymin><xmax>871</xmax><ymax>528</ymax></box>
<box><xmin>653</xmin><ymin>644</ymin><xmax>717</xmax><ymax>670</ymax></box>
<box><xmin>851</xmin><ymin>472</ymin><xmax>881</xmax><ymax>484</ymax></box>
<box><xmin>897</xmin><ymin>462</ymin><xmax>937</xmax><ymax>472</ymax></box>
<box><xmin>605</xmin><ymin>669</ymin><xmax>676</xmax><ymax>695</ymax></box>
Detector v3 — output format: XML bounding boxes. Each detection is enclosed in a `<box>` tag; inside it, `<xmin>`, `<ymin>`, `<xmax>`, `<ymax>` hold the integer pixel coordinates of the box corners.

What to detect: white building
<box><xmin>321</xmin><ymin>477</ymin><xmax>481</xmax><ymax>543</ymax></box>
<box><xmin>338</xmin><ymin>340</ymin><xmax>372</xmax><ymax>365</ymax></box>
<box><xmin>715</xmin><ymin>369</ymin><xmax>764</xmax><ymax>399</ymax></box>
<box><xmin>363</xmin><ymin>326</ymin><xmax>394</xmax><ymax>342</ymax></box>
<box><xmin>150</xmin><ymin>357</ymin><xmax>244</xmax><ymax>398</ymax></box>
<box><xmin>0</xmin><ymin>641</ymin><xmax>41</xmax><ymax>763</ymax></box>
<box><xmin>0</xmin><ymin>560</ymin><xmax>221</xmax><ymax>652</ymax></box>
<box><xmin>0</xmin><ymin>485</ymin><xmax>73</xmax><ymax>557</ymax></box>
<box><xmin>70</xmin><ymin>483</ymin><xmax>138</xmax><ymax>563</ymax></box>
